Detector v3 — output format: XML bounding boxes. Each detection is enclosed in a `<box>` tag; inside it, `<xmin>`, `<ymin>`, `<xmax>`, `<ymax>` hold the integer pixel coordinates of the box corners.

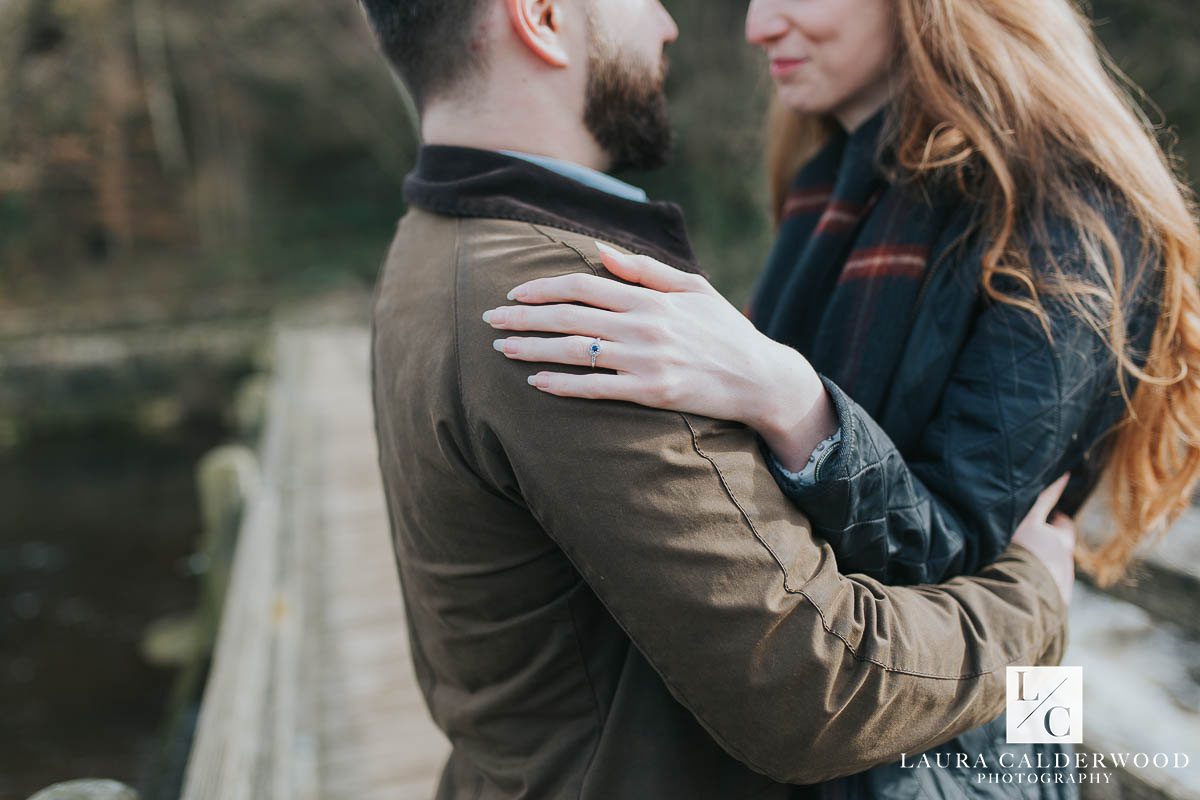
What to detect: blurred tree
<box><xmin>0</xmin><ymin>0</ymin><xmax>414</xmax><ymax>295</ymax></box>
<box><xmin>0</xmin><ymin>0</ymin><xmax>1195</xmax><ymax>307</ymax></box>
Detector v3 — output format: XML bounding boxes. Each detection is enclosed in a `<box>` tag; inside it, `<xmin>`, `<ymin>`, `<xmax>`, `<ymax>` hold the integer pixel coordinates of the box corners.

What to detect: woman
<box><xmin>483</xmin><ymin>0</ymin><xmax>1200</xmax><ymax>796</ymax></box>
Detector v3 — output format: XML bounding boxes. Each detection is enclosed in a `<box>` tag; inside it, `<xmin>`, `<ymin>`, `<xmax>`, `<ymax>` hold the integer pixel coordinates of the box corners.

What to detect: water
<box><xmin>0</xmin><ymin>419</ymin><xmax>227</xmax><ymax>800</ymax></box>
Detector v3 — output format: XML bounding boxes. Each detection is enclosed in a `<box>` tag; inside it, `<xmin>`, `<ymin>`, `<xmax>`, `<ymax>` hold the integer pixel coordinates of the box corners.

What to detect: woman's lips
<box><xmin>770</xmin><ymin>58</ymin><xmax>809</xmax><ymax>78</ymax></box>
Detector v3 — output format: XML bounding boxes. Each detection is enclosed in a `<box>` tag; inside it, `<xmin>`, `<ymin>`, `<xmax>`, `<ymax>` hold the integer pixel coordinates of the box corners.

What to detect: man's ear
<box><xmin>506</xmin><ymin>0</ymin><xmax>570</xmax><ymax>67</ymax></box>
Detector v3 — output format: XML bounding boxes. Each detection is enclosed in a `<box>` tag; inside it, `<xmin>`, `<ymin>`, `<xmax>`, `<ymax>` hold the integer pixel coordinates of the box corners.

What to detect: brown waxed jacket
<box><xmin>370</xmin><ymin>146</ymin><xmax>1068</xmax><ymax>800</ymax></box>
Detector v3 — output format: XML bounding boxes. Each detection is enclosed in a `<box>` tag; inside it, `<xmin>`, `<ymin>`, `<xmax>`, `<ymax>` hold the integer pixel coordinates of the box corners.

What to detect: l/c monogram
<box><xmin>1006</xmin><ymin>667</ymin><xmax>1083</xmax><ymax>744</ymax></box>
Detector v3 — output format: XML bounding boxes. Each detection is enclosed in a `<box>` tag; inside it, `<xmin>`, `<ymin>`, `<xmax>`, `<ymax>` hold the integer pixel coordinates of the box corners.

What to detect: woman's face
<box><xmin>746</xmin><ymin>0</ymin><xmax>896</xmax><ymax>130</ymax></box>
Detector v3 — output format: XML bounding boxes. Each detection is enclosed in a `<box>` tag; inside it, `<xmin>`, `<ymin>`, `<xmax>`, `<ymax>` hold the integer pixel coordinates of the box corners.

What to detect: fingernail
<box><xmin>483</xmin><ymin>308</ymin><xmax>507</xmax><ymax>324</ymax></box>
<box><xmin>527</xmin><ymin>374</ymin><xmax>549</xmax><ymax>388</ymax></box>
<box><xmin>492</xmin><ymin>339</ymin><xmax>507</xmax><ymax>353</ymax></box>
<box><xmin>482</xmin><ymin>310</ymin><xmax>492</xmax><ymax>323</ymax></box>
<box><xmin>595</xmin><ymin>241</ymin><xmax>618</xmax><ymax>257</ymax></box>
<box><xmin>526</xmin><ymin>375</ymin><xmax>538</xmax><ymax>386</ymax></box>
<box><xmin>507</xmin><ymin>286</ymin><xmax>527</xmax><ymax>301</ymax></box>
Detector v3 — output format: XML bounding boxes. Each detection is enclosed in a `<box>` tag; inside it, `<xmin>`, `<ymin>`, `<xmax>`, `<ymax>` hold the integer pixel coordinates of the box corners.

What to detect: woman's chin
<box><xmin>772</xmin><ymin>84</ymin><xmax>834</xmax><ymax>117</ymax></box>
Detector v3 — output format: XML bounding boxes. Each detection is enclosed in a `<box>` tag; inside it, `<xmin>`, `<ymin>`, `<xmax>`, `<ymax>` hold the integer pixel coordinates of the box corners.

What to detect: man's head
<box><xmin>358</xmin><ymin>0</ymin><xmax>679</xmax><ymax>171</ymax></box>
<box><xmin>582</xmin><ymin>3</ymin><xmax>674</xmax><ymax>172</ymax></box>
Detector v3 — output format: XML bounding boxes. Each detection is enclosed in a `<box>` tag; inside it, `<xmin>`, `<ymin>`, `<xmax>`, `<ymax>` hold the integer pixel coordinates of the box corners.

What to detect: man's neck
<box><xmin>421</xmin><ymin>101</ymin><xmax>610</xmax><ymax>173</ymax></box>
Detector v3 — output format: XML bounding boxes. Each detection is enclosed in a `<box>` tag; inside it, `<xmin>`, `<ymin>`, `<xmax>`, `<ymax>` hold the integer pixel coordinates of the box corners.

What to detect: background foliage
<box><xmin>0</xmin><ymin>0</ymin><xmax>1197</xmax><ymax>310</ymax></box>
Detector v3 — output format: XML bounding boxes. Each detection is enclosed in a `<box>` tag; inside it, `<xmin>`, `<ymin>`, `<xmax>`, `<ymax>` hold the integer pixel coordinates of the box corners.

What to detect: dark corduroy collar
<box><xmin>403</xmin><ymin>145</ymin><xmax>700</xmax><ymax>273</ymax></box>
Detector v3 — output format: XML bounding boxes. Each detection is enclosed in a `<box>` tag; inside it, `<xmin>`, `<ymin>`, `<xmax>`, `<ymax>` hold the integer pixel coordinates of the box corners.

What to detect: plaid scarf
<box><xmin>750</xmin><ymin>111</ymin><xmax>953</xmax><ymax>418</ymax></box>
<box><xmin>749</xmin><ymin>116</ymin><xmax>969</xmax><ymax>800</ymax></box>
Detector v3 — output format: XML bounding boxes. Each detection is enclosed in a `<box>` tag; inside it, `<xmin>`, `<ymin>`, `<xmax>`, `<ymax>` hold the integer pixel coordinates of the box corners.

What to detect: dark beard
<box><xmin>583</xmin><ymin>41</ymin><xmax>673</xmax><ymax>173</ymax></box>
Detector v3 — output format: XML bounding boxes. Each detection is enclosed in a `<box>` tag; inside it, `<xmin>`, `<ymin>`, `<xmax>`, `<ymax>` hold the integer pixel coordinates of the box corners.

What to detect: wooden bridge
<box><xmin>177</xmin><ymin>323</ymin><xmax>1199</xmax><ymax>800</ymax></box>
<box><xmin>180</xmin><ymin>326</ymin><xmax>448</xmax><ymax>800</ymax></box>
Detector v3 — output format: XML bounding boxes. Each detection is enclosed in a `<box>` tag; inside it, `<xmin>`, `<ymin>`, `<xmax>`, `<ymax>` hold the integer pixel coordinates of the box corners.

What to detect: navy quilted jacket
<box><xmin>753</xmin><ymin>150</ymin><xmax>1160</xmax><ymax>798</ymax></box>
<box><xmin>759</xmin><ymin>199</ymin><xmax>1161</xmax><ymax>588</ymax></box>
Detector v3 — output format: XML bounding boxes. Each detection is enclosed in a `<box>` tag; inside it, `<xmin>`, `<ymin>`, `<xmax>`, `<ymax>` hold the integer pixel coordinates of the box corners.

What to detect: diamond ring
<box><xmin>588</xmin><ymin>338</ymin><xmax>603</xmax><ymax>369</ymax></box>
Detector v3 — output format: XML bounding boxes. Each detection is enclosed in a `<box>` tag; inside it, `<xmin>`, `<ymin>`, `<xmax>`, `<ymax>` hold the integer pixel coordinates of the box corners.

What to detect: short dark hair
<box><xmin>357</xmin><ymin>0</ymin><xmax>489</xmax><ymax>108</ymax></box>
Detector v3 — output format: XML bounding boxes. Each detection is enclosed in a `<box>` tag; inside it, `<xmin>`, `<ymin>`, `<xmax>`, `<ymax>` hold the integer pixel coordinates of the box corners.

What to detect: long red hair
<box><xmin>767</xmin><ymin>0</ymin><xmax>1200</xmax><ymax>585</ymax></box>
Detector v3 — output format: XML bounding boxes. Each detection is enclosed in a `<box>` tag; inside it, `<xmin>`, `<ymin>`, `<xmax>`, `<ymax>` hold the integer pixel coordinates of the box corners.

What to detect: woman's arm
<box><xmin>485</xmin><ymin>241</ymin><xmax>1133</xmax><ymax>584</ymax></box>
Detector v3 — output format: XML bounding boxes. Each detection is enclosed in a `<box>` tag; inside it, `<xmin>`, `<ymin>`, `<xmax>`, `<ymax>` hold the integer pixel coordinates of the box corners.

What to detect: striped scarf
<box><xmin>750</xmin><ymin>111</ymin><xmax>953</xmax><ymax>418</ymax></box>
<box><xmin>750</xmin><ymin>114</ymin><xmax>972</xmax><ymax>800</ymax></box>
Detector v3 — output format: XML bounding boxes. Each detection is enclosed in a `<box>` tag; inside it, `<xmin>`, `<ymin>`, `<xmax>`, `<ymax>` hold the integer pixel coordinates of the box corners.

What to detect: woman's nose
<box><xmin>745</xmin><ymin>0</ymin><xmax>791</xmax><ymax>45</ymax></box>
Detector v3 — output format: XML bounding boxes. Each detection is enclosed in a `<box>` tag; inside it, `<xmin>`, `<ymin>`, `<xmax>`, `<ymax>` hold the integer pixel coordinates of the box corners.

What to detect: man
<box><xmin>362</xmin><ymin>1</ymin><xmax>1072</xmax><ymax>797</ymax></box>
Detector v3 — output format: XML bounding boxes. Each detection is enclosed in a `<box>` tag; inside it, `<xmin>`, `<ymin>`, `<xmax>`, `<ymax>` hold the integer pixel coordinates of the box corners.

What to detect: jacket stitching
<box><xmin>681</xmin><ymin>415</ymin><xmax>1032</xmax><ymax>679</ymax></box>
<box><xmin>822</xmin><ymin>503</ymin><xmax>927</xmax><ymax>532</ymax></box>
<box><xmin>556</xmin><ymin>239</ymin><xmax>605</xmax><ymax>279</ymax></box>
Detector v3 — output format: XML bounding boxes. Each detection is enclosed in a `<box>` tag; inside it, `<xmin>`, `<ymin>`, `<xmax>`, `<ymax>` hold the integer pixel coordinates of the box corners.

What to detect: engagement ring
<box><xmin>588</xmin><ymin>338</ymin><xmax>603</xmax><ymax>369</ymax></box>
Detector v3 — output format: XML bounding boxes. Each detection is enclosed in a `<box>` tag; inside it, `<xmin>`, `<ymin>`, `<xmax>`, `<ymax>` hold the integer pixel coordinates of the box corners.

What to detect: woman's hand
<box><xmin>1011</xmin><ymin>473</ymin><xmax>1077</xmax><ymax>605</ymax></box>
<box><xmin>482</xmin><ymin>243</ymin><xmax>838</xmax><ymax>468</ymax></box>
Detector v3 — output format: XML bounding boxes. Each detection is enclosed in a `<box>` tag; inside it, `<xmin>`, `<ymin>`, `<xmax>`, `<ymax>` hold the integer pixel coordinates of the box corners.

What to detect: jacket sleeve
<box><xmin>458</xmin><ymin>237</ymin><xmax>1068</xmax><ymax>785</ymax></box>
<box><xmin>770</xmin><ymin>235</ymin><xmax>1156</xmax><ymax>585</ymax></box>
